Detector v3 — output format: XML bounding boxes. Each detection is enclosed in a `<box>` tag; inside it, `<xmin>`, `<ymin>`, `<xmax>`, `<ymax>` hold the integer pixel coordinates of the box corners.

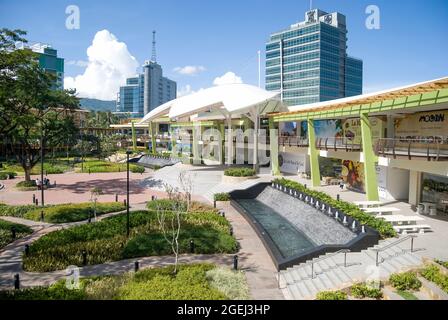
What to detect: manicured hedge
<box><xmin>0</xmin><ymin>264</ymin><xmax>248</xmax><ymax>300</ymax></box>
<box><xmin>0</xmin><ymin>219</ymin><xmax>33</xmax><ymax>249</ymax></box>
<box><xmin>23</xmin><ymin>204</ymin><xmax>237</xmax><ymax>272</ymax></box>
<box><xmin>0</xmin><ymin>171</ymin><xmax>17</xmax><ymax>180</ymax></box>
<box><xmin>224</xmin><ymin>168</ymin><xmax>256</xmax><ymax>177</ymax></box>
<box><xmin>272</xmin><ymin>178</ymin><xmax>396</xmax><ymax>238</ymax></box>
<box><xmin>24</xmin><ymin>202</ymin><xmax>126</xmax><ymax>223</ymax></box>
<box><xmin>214</xmin><ymin>193</ymin><xmax>230</xmax><ymax>201</ymax></box>
<box><xmin>15</xmin><ymin>180</ymin><xmax>37</xmax><ymax>190</ymax></box>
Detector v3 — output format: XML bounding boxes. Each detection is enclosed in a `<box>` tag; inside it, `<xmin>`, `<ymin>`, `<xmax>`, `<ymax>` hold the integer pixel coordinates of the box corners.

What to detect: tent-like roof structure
<box><xmin>139</xmin><ymin>83</ymin><xmax>284</xmax><ymax>124</ymax></box>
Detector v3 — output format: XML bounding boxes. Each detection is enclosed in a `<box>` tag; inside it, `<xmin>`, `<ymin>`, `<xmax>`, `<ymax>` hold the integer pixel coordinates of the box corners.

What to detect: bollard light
<box><xmin>32</xmin><ymin>194</ymin><xmax>36</xmax><ymax>204</ymax></box>
<box><xmin>115</xmin><ymin>194</ymin><xmax>118</xmax><ymax>202</ymax></box>
<box><xmin>40</xmin><ymin>211</ymin><xmax>44</xmax><ymax>222</ymax></box>
<box><xmin>337</xmin><ymin>194</ymin><xmax>340</xmax><ymax>201</ymax></box>
<box><xmin>134</xmin><ymin>261</ymin><xmax>139</xmax><ymax>272</ymax></box>
<box><xmin>233</xmin><ymin>255</ymin><xmax>238</xmax><ymax>270</ymax></box>
<box><xmin>11</xmin><ymin>226</ymin><xmax>16</xmax><ymax>240</ymax></box>
<box><xmin>190</xmin><ymin>240</ymin><xmax>195</xmax><ymax>253</ymax></box>
<box><xmin>124</xmin><ymin>199</ymin><xmax>127</xmax><ymax>207</ymax></box>
<box><xmin>14</xmin><ymin>274</ymin><xmax>20</xmax><ymax>290</ymax></box>
<box><xmin>24</xmin><ymin>244</ymin><xmax>30</xmax><ymax>255</ymax></box>
<box><xmin>35</xmin><ymin>199</ymin><xmax>39</xmax><ymax>206</ymax></box>
<box><xmin>82</xmin><ymin>250</ymin><xmax>87</xmax><ymax>266</ymax></box>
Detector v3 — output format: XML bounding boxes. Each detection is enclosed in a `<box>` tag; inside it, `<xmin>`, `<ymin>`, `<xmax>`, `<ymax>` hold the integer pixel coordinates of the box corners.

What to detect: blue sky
<box><xmin>1</xmin><ymin>0</ymin><xmax>448</xmax><ymax>99</ymax></box>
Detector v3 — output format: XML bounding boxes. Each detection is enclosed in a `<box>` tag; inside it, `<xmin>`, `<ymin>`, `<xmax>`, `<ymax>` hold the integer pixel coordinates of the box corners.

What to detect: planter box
<box><xmin>222</xmin><ymin>175</ymin><xmax>257</xmax><ymax>184</ymax></box>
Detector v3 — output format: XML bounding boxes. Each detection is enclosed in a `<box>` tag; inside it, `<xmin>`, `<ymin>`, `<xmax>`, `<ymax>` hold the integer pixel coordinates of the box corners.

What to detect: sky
<box><xmin>1</xmin><ymin>0</ymin><xmax>448</xmax><ymax>100</ymax></box>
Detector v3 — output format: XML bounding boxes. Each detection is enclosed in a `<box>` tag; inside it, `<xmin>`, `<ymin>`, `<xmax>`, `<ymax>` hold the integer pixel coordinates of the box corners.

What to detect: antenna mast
<box><xmin>310</xmin><ymin>0</ymin><xmax>313</xmax><ymax>10</ymax></box>
<box><xmin>151</xmin><ymin>30</ymin><xmax>157</xmax><ymax>62</ymax></box>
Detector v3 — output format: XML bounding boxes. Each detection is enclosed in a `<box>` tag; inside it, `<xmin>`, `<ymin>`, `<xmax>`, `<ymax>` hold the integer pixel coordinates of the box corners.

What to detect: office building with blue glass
<box><xmin>30</xmin><ymin>43</ymin><xmax>64</xmax><ymax>90</ymax></box>
<box><xmin>265</xmin><ymin>9</ymin><xmax>363</xmax><ymax>106</ymax></box>
<box><xmin>116</xmin><ymin>61</ymin><xmax>176</xmax><ymax>118</ymax></box>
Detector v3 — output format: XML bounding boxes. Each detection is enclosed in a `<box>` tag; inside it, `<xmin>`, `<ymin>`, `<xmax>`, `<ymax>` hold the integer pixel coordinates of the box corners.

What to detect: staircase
<box><xmin>279</xmin><ymin>237</ymin><xmax>424</xmax><ymax>300</ymax></box>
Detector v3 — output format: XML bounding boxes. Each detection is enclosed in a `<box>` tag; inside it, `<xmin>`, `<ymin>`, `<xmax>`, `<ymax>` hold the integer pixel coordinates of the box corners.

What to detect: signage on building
<box><xmin>342</xmin><ymin>117</ymin><xmax>384</xmax><ymax>144</ymax></box>
<box><xmin>279</xmin><ymin>152</ymin><xmax>306</xmax><ymax>174</ymax></box>
<box><xmin>395</xmin><ymin>110</ymin><xmax>448</xmax><ymax>141</ymax></box>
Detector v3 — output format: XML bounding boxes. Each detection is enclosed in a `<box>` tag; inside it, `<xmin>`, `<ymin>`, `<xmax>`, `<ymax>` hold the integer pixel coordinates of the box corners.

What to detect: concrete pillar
<box><xmin>149</xmin><ymin>122</ymin><xmax>156</xmax><ymax>154</ymax></box>
<box><xmin>269</xmin><ymin>118</ymin><xmax>280</xmax><ymax>176</ymax></box>
<box><xmin>192</xmin><ymin>122</ymin><xmax>201</xmax><ymax>164</ymax></box>
<box><xmin>226</xmin><ymin>117</ymin><xmax>233</xmax><ymax>165</ymax></box>
<box><xmin>360</xmin><ymin>113</ymin><xmax>380</xmax><ymax>201</ymax></box>
<box><xmin>131</xmin><ymin>122</ymin><xmax>137</xmax><ymax>152</ymax></box>
<box><xmin>386</xmin><ymin>115</ymin><xmax>395</xmax><ymax>139</ymax></box>
<box><xmin>253</xmin><ymin>113</ymin><xmax>259</xmax><ymax>173</ymax></box>
<box><xmin>409</xmin><ymin>170</ymin><xmax>422</xmax><ymax>206</ymax></box>
<box><xmin>307</xmin><ymin>119</ymin><xmax>321</xmax><ymax>187</ymax></box>
<box><xmin>219</xmin><ymin>122</ymin><xmax>225</xmax><ymax>165</ymax></box>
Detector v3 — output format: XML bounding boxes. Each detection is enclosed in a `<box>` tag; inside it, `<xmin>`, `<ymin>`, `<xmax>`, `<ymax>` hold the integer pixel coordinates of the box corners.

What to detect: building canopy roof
<box><xmin>139</xmin><ymin>83</ymin><xmax>284</xmax><ymax>124</ymax></box>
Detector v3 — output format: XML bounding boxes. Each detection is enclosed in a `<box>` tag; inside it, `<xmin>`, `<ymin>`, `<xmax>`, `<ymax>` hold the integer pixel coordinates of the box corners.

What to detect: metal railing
<box><xmin>374</xmin><ymin>138</ymin><xmax>448</xmax><ymax>161</ymax></box>
<box><xmin>279</xmin><ymin>135</ymin><xmax>309</xmax><ymax>147</ymax></box>
<box><xmin>316</xmin><ymin>137</ymin><xmax>362</xmax><ymax>152</ymax></box>
<box><xmin>372</xmin><ymin>235</ymin><xmax>417</xmax><ymax>266</ymax></box>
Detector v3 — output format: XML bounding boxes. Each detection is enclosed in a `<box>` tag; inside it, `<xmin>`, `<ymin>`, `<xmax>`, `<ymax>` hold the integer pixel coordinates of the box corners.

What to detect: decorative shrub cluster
<box><xmin>15</xmin><ymin>180</ymin><xmax>37</xmax><ymax>190</ymax></box>
<box><xmin>24</xmin><ymin>202</ymin><xmax>126</xmax><ymax>223</ymax></box>
<box><xmin>435</xmin><ymin>259</ymin><xmax>448</xmax><ymax>270</ymax></box>
<box><xmin>23</xmin><ymin>203</ymin><xmax>237</xmax><ymax>272</ymax></box>
<box><xmin>350</xmin><ymin>283</ymin><xmax>383</xmax><ymax>299</ymax></box>
<box><xmin>224</xmin><ymin>168</ymin><xmax>256</xmax><ymax>177</ymax></box>
<box><xmin>205</xmin><ymin>266</ymin><xmax>249</xmax><ymax>300</ymax></box>
<box><xmin>0</xmin><ymin>171</ymin><xmax>17</xmax><ymax>180</ymax></box>
<box><xmin>389</xmin><ymin>272</ymin><xmax>422</xmax><ymax>291</ymax></box>
<box><xmin>316</xmin><ymin>290</ymin><xmax>347</xmax><ymax>300</ymax></box>
<box><xmin>214</xmin><ymin>193</ymin><xmax>230</xmax><ymax>202</ymax></box>
<box><xmin>272</xmin><ymin>178</ymin><xmax>396</xmax><ymax>238</ymax></box>
<box><xmin>420</xmin><ymin>264</ymin><xmax>448</xmax><ymax>293</ymax></box>
<box><xmin>0</xmin><ymin>219</ymin><xmax>33</xmax><ymax>249</ymax></box>
<box><xmin>0</xmin><ymin>203</ymin><xmax>43</xmax><ymax>218</ymax></box>
<box><xmin>0</xmin><ymin>264</ymin><xmax>244</xmax><ymax>300</ymax></box>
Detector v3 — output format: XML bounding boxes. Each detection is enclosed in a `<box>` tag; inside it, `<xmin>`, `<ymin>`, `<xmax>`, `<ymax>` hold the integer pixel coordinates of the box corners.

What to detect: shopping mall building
<box><xmin>111</xmin><ymin>77</ymin><xmax>448</xmax><ymax>215</ymax></box>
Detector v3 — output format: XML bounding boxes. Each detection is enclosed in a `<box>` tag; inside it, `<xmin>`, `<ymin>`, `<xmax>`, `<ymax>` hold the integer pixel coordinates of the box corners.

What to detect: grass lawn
<box><xmin>396</xmin><ymin>290</ymin><xmax>419</xmax><ymax>300</ymax></box>
<box><xmin>75</xmin><ymin>160</ymin><xmax>145</xmax><ymax>173</ymax></box>
<box><xmin>22</xmin><ymin>201</ymin><xmax>237</xmax><ymax>272</ymax></box>
<box><xmin>0</xmin><ymin>202</ymin><xmax>125</xmax><ymax>223</ymax></box>
<box><xmin>0</xmin><ymin>263</ymin><xmax>249</xmax><ymax>300</ymax></box>
<box><xmin>0</xmin><ymin>219</ymin><xmax>33</xmax><ymax>250</ymax></box>
<box><xmin>2</xmin><ymin>160</ymin><xmax>72</xmax><ymax>175</ymax></box>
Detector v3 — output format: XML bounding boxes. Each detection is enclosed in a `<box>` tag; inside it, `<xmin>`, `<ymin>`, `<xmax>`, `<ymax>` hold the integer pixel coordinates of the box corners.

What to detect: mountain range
<box><xmin>79</xmin><ymin>98</ymin><xmax>116</xmax><ymax>112</ymax></box>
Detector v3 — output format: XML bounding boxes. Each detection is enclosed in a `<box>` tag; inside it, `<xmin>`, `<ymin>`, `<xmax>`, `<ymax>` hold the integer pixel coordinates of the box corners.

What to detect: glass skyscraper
<box><xmin>265</xmin><ymin>9</ymin><xmax>362</xmax><ymax>106</ymax></box>
<box><xmin>30</xmin><ymin>43</ymin><xmax>64</xmax><ymax>90</ymax></box>
<box><xmin>116</xmin><ymin>61</ymin><xmax>176</xmax><ymax>118</ymax></box>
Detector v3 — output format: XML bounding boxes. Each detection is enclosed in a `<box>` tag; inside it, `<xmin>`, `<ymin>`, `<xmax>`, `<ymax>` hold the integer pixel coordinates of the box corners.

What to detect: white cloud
<box><xmin>173</xmin><ymin>65</ymin><xmax>206</xmax><ymax>76</ymax></box>
<box><xmin>213</xmin><ymin>71</ymin><xmax>243</xmax><ymax>86</ymax></box>
<box><xmin>177</xmin><ymin>84</ymin><xmax>206</xmax><ymax>97</ymax></box>
<box><xmin>66</xmin><ymin>60</ymin><xmax>89</xmax><ymax>67</ymax></box>
<box><xmin>64</xmin><ymin>29</ymin><xmax>138</xmax><ymax>100</ymax></box>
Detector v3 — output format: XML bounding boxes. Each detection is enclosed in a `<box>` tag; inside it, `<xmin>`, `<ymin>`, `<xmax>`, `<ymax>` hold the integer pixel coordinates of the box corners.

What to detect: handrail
<box><xmin>371</xmin><ymin>235</ymin><xmax>417</xmax><ymax>266</ymax></box>
<box><xmin>310</xmin><ymin>249</ymin><xmax>350</xmax><ymax>279</ymax></box>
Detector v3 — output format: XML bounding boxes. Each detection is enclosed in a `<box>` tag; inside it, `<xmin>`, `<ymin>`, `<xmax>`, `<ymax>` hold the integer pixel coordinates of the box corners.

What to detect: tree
<box><xmin>0</xmin><ymin>29</ymin><xmax>80</xmax><ymax>180</ymax></box>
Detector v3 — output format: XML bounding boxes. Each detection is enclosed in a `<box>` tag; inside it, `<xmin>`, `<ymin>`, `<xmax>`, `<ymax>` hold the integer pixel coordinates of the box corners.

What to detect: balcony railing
<box><xmin>279</xmin><ymin>135</ymin><xmax>309</xmax><ymax>147</ymax></box>
<box><xmin>316</xmin><ymin>137</ymin><xmax>362</xmax><ymax>152</ymax></box>
<box><xmin>374</xmin><ymin>138</ymin><xmax>448</xmax><ymax>161</ymax></box>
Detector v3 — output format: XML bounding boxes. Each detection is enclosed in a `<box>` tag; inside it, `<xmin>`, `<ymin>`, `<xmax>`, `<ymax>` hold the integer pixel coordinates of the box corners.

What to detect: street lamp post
<box><xmin>126</xmin><ymin>150</ymin><xmax>132</xmax><ymax>237</ymax></box>
<box><xmin>40</xmin><ymin>125</ymin><xmax>44</xmax><ymax>207</ymax></box>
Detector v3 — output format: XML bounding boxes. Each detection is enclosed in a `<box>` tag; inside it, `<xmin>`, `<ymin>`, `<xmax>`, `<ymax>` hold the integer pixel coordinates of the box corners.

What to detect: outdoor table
<box><xmin>377</xmin><ymin>215</ymin><xmax>424</xmax><ymax>226</ymax></box>
<box><xmin>353</xmin><ymin>200</ymin><xmax>383</xmax><ymax>208</ymax></box>
<box><xmin>362</xmin><ymin>207</ymin><xmax>400</xmax><ymax>215</ymax></box>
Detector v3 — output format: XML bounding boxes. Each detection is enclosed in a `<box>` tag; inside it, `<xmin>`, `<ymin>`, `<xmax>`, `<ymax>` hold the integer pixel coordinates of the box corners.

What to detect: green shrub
<box><xmin>0</xmin><ymin>280</ymin><xmax>86</xmax><ymax>300</ymax></box>
<box><xmin>0</xmin><ymin>203</ymin><xmax>43</xmax><ymax>218</ymax></box>
<box><xmin>0</xmin><ymin>171</ymin><xmax>17</xmax><ymax>180</ymax></box>
<box><xmin>0</xmin><ymin>220</ymin><xmax>33</xmax><ymax>249</ymax></box>
<box><xmin>350</xmin><ymin>283</ymin><xmax>383</xmax><ymax>299</ymax></box>
<box><xmin>224</xmin><ymin>167</ymin><xmax>256</xmax><ymax>177</ymax></box>
<box><xmin>23</xmin><ymin>208</ymin><xmax>237</xmax><ymax>272</ymax></box>
<box><xmin>130</xmin><ymin>165</ymin><xmax>145</xmax><ymax>174</ymax></box>
<box><xmin>24</xmin><ymin>202</ymin><xmax>126</xmax><ymax>223</ymax></box>
<box><xmin>214</xmin><ymin>193</ymin><xmax>230</xmax><ymax>201</ymax></box>
<box><xmin>316</xmin><ymin>290</ymin><xmax>347</xmax><ymax>300</ymax></box>
<box><xmin>435</xmin><ymin>259</ymin><xmax>448</xmax><ymax>269</ymax></box>
<box><xmin>420</xmin><ymin>264</ymin><xmax>448</xmax><ymax>293</ymax></box>
<box><xmin>16</xmin><ymin>180</ymin><xmax>37</xmax><ymax>190</ymax></box>
<box><xmin>272</xmin><ymin>178</ymin><xmax>396</xmax><ymax>238</ymax></box>
<box><xmin>389</xmin><ymin>272</ymin><xmax>422</xmax><ymax>291</ymax></box>
<box><xmin>206</xmin><ymin>267</ymin><xmax>249</xmax><ymax>300</ymax></box>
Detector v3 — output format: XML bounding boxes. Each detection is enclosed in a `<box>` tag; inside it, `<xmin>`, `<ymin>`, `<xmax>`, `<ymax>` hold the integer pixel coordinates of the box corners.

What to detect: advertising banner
<box><xmin>395</xmin><ymin>110</ymin><xmax>448</xmax><ymax>141</ymax></box>
<box><xmin>279</xmin><ymin>152</ymin><xmax>307</xmax><ymax>174</ymax></box>
<box><xmin>342</xmin><ymin>117</ymin><xmax>384</xmax><ymax>144</ymax></box>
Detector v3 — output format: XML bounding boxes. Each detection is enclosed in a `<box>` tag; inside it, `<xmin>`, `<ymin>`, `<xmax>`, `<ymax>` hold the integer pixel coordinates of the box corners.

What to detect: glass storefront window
<box><xmin>421</xmin><ymin>173</ymin><xmax>448</xmax><ymax>214</ymax></box>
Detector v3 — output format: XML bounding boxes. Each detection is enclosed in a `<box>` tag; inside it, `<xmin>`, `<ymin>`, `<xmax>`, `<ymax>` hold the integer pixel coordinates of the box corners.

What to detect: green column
<box><xmin>307</xmin><ymin>119</ymin><xmax>321</xmax><ymax>187</ymax></box>
<box><xmin>219</xmin><ymin>122</ymin><xmax>225</xmax><ymax>165</ymax></box>
<box><xmin>192</xmin><ymin>123</ymin><xmax>200</xmax><ymax>164</ymax></box>
<box><xmin>360</xmin><ymin>113</ymin><xmax>379</xmax><ymax>201</ymax></box>
<box><xmin>149</xmin><ymin>122</ymin><xmax>156</xmax><ymax>154</ymax></box>
<box><xmin>269</xmin><ymin>117</ymin><xmax>280</xmax><ymax>176</ymax></box>
<box><xmin>131</xmin><ymin>122</ymin><xmax>137</xmax><ymax>152</ymax></box>
<box><xmin>170</xmin><ymin>125</ymin><xmax>176</xmax><ymax>155</ymax></box>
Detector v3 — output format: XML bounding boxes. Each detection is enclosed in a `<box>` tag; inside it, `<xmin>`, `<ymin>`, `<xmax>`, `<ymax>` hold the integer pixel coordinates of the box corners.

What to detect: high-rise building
<box><xmin>30</xmin><ymin>43</ymin><xmax>64</xmax><ymax>90</ymax></box>
<box><xmin>116</xmin><ymin>61</ymin><xmax>176</xmax><ymax>118</ymax></box>
<box><xmin>265</xmin><ymin>9</ymin><xmax>362</xmax><ymax>106</ymax></box>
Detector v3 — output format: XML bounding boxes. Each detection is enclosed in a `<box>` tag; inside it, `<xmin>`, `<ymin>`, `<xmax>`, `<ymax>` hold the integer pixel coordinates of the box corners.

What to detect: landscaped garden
<box><xmin>273</xmin><ymin>178</ymin><xmax>397</xmax><ymax>238</ymax></box>
<box><xmin>224</xmin><ymin>167</ymin><xmax>256</xmax><ymax>177</ymax></box>
<box><xmin>22</xmin><ymin>200</ymin><xmax>237</xmax><ymax>272</ymax></box>
<box><xmin>75</xmin><ymin>159</ymin><xmax>145</xmax><ymax>174</ymax></box>
<box><xmin>0</xmin><ymin>263</ymin><xmax>249</xmax><ymax>300</ymax></box>
<box><xmin>0</xmin><ymin>219</ymin><xmax>33</xmax><ymax>250</ymax></box>
<box><xmin>0</xmin><ymin>202</ymin><xmax>125</xmax><ymax>223</ymax></box>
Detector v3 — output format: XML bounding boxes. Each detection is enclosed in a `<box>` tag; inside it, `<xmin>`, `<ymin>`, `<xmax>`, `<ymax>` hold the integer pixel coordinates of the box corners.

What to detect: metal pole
<box><xmin>311</xmin><ymin>262</ymin><xmax>314</xmax><ymax>279</ymax></box>
<box><xmin>344</xmin><ymin>251</ymin><xmax>347</xmax><ymax>267</ymax></box>
<box><xmin>126</xmin><ymin>151</ymin><xmax>130</xmax><ymax>237</ymax></box>
<box><xmin>411</xmin><ymin>237</ymin><xmax>414</xmax><ymax>253</ymax></box>
<box><xmin>376</xmin><ymin>251</ymin><xmax>379</xmax><ymax>266</ymax></box>
<box><xmin>40</xmin><ymin>125</ymin><xmax>44</xmax><ymax>207</ymax></box>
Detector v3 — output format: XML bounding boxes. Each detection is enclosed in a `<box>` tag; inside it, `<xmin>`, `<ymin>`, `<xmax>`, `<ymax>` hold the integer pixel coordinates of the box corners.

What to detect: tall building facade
<box><xmin>265</xmin><ymin>9</ymin><xmax>362</xmax><ymax>106</ymax></box>
<box><xmin>116</xmin><ymin>61</ymin><xmax>176</xmax><ymax>118</ymax></box>
<box><xmin>30</xmin><ymin>43</ymin><xmax>64</xmax><ymax>90</ymax></box>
